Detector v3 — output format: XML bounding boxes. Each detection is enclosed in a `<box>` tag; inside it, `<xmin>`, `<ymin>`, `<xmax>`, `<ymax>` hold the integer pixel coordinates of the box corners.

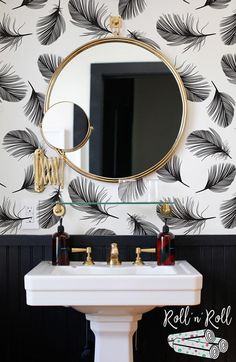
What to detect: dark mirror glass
<box><xmin>89</xmin><ymin>62</ymin><xmax>182</xmax><ymax>178</ymax></box>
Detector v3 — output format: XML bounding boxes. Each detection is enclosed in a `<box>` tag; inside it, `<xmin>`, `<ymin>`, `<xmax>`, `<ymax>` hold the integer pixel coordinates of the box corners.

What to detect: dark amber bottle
<box><xmin>157</xmin><ymin>220</ymin><xmax>175</xmax><ymax>265</ymax></box>
<box><xmin>52</xmin><ymin>218</ymin><xmax>70</xmax><ymax>265</ymax></box>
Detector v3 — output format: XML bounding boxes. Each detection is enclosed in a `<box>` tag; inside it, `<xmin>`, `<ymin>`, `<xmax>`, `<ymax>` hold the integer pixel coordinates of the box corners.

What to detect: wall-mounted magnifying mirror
<box><xmin>45</xmin><ymin>37</ymin><xmax>187</xmax><ymax>182</ymax></box>
<box><xmin>41</xmin><ymin>101</ymin><xmax>93</xmax><ymax>152</ymax></box>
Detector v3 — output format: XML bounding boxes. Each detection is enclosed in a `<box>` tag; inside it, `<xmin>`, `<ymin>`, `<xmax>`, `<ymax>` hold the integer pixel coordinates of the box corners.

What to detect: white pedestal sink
<box><xmin>24</xmin><ymin>261</ymin><xmax>202</xmax><ymax>362</ymax></box>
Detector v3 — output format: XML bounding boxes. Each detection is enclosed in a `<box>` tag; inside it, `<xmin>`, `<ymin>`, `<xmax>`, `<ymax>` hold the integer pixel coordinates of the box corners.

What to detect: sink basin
<box><xmin>25</xmin><ymin>260</ymin><xmax>202</xmax><ymax>362</ymax></box>
<box><xmin>25</xmin><ymin>260</ymin><xmax>202</xmax><ymax>306</ymax></box>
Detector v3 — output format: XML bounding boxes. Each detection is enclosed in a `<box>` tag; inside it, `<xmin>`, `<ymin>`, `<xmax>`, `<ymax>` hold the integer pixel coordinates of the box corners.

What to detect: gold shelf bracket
<box><xmin>53</xmin><ymin>203</ymin><xmax>66</xmax><ymax>217</ymax></box>
<box><xmin>160</xmin><ymin>203</ymin><xmax>172</xmax><ymax>218</ymax></box>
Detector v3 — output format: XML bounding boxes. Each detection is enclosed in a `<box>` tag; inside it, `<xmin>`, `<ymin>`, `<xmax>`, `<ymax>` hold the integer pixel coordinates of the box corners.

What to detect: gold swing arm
<box><xmin>34</xmin><ymin>149</ymin><xmax>65</xmax><ymax>192</ymax></box>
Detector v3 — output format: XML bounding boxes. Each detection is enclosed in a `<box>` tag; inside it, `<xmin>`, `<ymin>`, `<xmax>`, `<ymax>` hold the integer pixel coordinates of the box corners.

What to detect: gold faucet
<box><xmin>107</xmin><ymin>242</ymin><xmax>122</xmax><ymax>266</ymax></box>
<box><xmin>71</xmin><ymin>247</ymin><xmax>94</xmax><ymax>266</ymax></box>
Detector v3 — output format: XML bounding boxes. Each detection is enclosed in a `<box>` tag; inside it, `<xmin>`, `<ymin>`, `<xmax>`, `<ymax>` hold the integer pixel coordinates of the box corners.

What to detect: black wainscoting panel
<box><xmin>0</xmin><ymin>234</ymin><xmax>235</xmax><ymax>362</ymax></box>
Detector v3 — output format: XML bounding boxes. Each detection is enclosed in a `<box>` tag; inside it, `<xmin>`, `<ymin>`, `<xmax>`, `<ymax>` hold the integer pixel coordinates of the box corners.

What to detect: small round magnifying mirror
<box><xmin>41</xmin><ymin>101</ymin><xmax>93</xmax><ymax>152</ymax></box>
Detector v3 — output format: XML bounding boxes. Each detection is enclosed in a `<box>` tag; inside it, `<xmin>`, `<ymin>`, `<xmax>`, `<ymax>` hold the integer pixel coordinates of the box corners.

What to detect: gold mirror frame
<box><xmin>44</xmin><ymin>36</ymin><xmax>187</xmax><ymax>183</ymax></box>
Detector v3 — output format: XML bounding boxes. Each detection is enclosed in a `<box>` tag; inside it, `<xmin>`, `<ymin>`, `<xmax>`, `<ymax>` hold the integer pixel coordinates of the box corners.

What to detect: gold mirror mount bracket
<box><xmin>34</xmin><ymin>149</ymin><xmax>45</xmax><ymax>192</ymax></box>
<box><xmin>34</xmin><ymin>148</ymin><xmax>65</xmax><ymax>193</ymax></box>
<box><xmin>109</xmin><ymin>16</ymin><xmax>122</xmax><ymax>36</ymax></box>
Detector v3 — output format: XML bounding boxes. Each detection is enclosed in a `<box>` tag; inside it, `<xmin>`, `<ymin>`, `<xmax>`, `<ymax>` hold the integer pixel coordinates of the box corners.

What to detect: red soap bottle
<box><xmin>157</xmin><ymin>219</ymin><xmax>175</xmax><ymax>265</ymax></box>
<box><xmin>52</xmin><ymin>218</ymin><xmax>70</xmax><ymax>265</ymax></box>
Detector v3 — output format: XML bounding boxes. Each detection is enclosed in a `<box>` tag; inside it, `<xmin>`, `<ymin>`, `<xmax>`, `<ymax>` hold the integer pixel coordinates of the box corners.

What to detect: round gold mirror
<box><xmin>45</xmin><ymin>37</ymin><xmax>187</xmax><ymax>182</ymax></box>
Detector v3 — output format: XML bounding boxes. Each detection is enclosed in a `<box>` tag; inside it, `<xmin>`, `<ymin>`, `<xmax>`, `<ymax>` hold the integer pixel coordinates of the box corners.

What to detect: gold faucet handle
<box><xmin>140</xmin><ymin>248</ymin><xmax>156</xmax><ymax>253</ymax></box>
<box><xmin>71</xmin><ymin>247</ymin><xmax>94</xmax><ymax>266</ymax></box>
<box><xmin>133</xmin><ymin>247</ymin><xmax>156</xmax><ymax>266</ymax></box>
<box><xmin>71</xmin><ymin>247</ymin><xmax>87</xmax><ymax>253</ymax></box>
<box><xmin>84</xmin><ymin>247</ymin><xmax>94</xmax><ymax>266</ymax></box>
<box><xmin>133</xmin><ymin>247</ymin><xmax>144</xmax><ymax>266</ymax></box>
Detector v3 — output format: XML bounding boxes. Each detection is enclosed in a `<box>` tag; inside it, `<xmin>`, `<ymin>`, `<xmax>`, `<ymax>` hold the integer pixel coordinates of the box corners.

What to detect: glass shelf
<box><xmin>53</xmin><ymin>201</ymin><xmax>173</xmax><ymax>217</ymax></box>
<box><xmin>57</xmin><ymin>201</ymin><xmax>174</xmax><ymax>205</ymax></box>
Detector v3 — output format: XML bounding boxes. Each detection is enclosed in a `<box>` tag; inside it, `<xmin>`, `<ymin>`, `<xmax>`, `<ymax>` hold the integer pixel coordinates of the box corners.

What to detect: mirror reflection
<box><xmin>45</xmin><ymin>38</ymin><xmax>187</xmax><ymax>181</ymax></box>
<box><xmin>41</xmin><ymin>102</ymin><xmax>92</xmax><ymax>152</ymax></box>
<box><xmin>89</xmin><ymin>61</ymin><xmax>182</xmax><ymax>178</ymax></box>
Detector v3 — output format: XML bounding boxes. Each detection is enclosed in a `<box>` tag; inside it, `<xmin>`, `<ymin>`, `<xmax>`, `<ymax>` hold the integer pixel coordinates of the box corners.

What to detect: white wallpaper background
<box><xmin>0</xmin><ymin>0</ymin><xmax>236</xmax><ymax>236</ymax></box>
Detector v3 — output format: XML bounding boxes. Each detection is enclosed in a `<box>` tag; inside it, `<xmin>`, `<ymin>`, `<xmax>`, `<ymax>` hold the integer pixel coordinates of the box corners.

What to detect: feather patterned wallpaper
<box><xmin>0</xmin><ymin>0</ymin><xmax>235</xmax><ymax>236</ymax></box>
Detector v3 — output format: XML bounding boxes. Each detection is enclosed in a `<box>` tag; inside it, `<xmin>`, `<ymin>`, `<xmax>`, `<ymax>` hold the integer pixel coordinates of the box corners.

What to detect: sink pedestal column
<box><xmin>86</xmin><ymin>314</ymin><xmax>142</xmax><ymax>362</ymax></box>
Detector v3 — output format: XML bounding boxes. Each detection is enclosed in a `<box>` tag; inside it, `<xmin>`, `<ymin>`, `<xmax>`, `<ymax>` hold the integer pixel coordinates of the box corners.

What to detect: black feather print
<box><xmin>0</xmin><ymin>1</ymin><xmax>6</xmax><ymax>4</ymax></box>
<box><xmin>12</xmin><ymin>165</ymin><xmax>35</xmax><ymax>193</ymax></box>
<box><xmin>118</xmin><ymin>0</ymin><xmax>147</xmax><ymax>20</ymax></box>
<box><xmin>37</xmin><ymin>1</ymin><xmax>66</xmax><ymax>45</ymax></box>
<box><xmin>68</xmin><ymin>0</ymin><xmax>111</xmax><ymax>38</ymax></box>
<box><xmin>196</xmin><ymin>0</ymin><xmax>231</xmax><ymax>10</ymax></box>
<box><xmin>183</xmin><ymin>0</ymin><xmax>190</xmax><ymax>3</ymax></box>
<box><xmin>118</xmin><ymin>178</ymin><xmax>146</xmax><ymax>202</ymax></box>
<box><xmin>207</xmin><ymin>82</ymin><xmax>235</xmax><ymax>128</ymax></box>
<box><xmin>2</xmin><ymin>128</ymin><xmax>43</xmax><ymax>159</ymax></box>
<box><xmin>0</xmin><ymin>198</ymin><xmax>30</xmax><ymax>234</ymax></box>
<box><xmin>0</xmin><ymin>14</ymin><xmax>32</xmax><ymax>52</ymax></box>
<box><xmin>0</xmin><ymin>182</ymin><xmax>6</xmax><ymax>188</ymax></box>
<box><xmin>221</xmin><ymin>11</ymin><xmax>236</xmax><ymax>45</ymax></box>
<box><xmin>86</xmin><ymin>228</ymin><xmax>116</xmax><ymax>235</ymax></box>
<box><xmin>24</xmin><ymin>82</ymin><xmax>44</xmax><ymax>126</ymax></box>
<box><xmin>0</xmin><ymin>63</ymin><xmax>27</xmax><ymax>102</ymax></box>
<box><xmin>220</xmin><ymin>196</ymin><xmax>236</xmax><ymax>228</ymax></box>
<box><xmin>38</xmin><ymin>54</ymin><xmax>64</xmax><ymax>83</ymax></box>
<box><xmin>221</xmin><ymin>54</ymin><xmax>236</xmax><ymax>85</ymax></box>
<box><xmin>13</xmin><ymin>0</ymin><xmax>47</xmax><ymax>10</ymax></box>
<box><xmin>196</xmin><ymin>163</ymin><xmax>236</xmax><ymax>193</ymax></box>
<box><xmin>37</xmin><ymin>188</ymin><xmax>62</xmax><ymax>228</ymax></box>
<box><xmin>127</xmin><ymin>30</ymin><xmax>160</xmax><ymax>49</ymax></box>
<box><xmin>186</xmin><ymin>128</ymin><xmax>231</xmax><ymax>160</ymax></box>
<box><xmin>156</xmin><ymin>14</ymin><xmax>216</xmax><ymax>52</ymax></box>
<box><xmin>127</xmin><ymin>213</ymin><xmax>159</xmax><ymax>235</ymax></box>
<box><xmin>156</xmin><ymin>155</ymin><xmax>189</xmax><ymax>187</ymax></box>
<box><xmin>177</xmin><ymin>62</ymin><xmax>210</xmax><ymax>102</ymax></box>
<box><xmin>156</xmin><ymin>197</ymin><xmax>215</xmax><ymax>234</ymax></box>
<box><xmin>68</xmin><ymin>177</ymin><xmax>118</xmax><ymax>224</ymax></box>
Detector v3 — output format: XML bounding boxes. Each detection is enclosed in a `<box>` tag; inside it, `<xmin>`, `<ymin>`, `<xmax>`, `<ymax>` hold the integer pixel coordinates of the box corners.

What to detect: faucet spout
<box><xmin>108</xmin><ymin>242</ymin><xmax>122</xmax><ymax>266</ymax></box>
